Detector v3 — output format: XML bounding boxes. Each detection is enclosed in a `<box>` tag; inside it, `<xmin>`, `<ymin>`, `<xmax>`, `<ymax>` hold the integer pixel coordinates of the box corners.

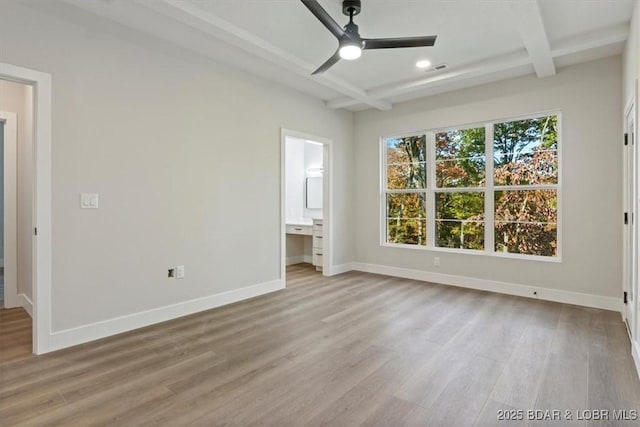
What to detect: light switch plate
<box><xmin>176</xmin><ymin>265</ymin><xmax>185</xmax><ymax>279</ymax></box>
<box><xmin>80</xmin><ymin>193</ymin><xmax>99</xmax><ymax>209</ymax></box>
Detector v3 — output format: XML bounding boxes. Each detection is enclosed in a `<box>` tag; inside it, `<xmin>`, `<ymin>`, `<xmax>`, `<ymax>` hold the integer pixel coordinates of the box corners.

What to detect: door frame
<box><xmin>280</xmin><ymin>128</ymin><xmax>333</xmax><ymax>282</ymax></box>
<box><xmin>624</xmin><ymin>94</ymin><xmax>637</xmax><ymax>339</ymax></box>
<box><xmin>0</xmin><ymin>62</ymin><xmax>52</xmax><ymax>355</ymax></box>
<box><xmin>0</xmin><ymin>111</ymin><xmax>18</xmax><ymax>309</ymax></box>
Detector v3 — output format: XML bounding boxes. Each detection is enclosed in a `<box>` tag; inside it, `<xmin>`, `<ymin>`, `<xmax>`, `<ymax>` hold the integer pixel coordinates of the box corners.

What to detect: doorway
<box><xmin>280</xmin><ymin>129</ymin><xmax>332</xmax><ymax>285</ymax></box>
<box><xmin>0</xmin><ymin>111</ymin><xmax>18</xmax><ymax>310</ymax></box>
<box><xmin>0</xmin><ymin>62</ymin><xmax>52</xmax><ymax>354</ymax></box>
<box><xmin>624</xmin><ymin>98</ymin><xmax>637</xmax><ymax>339</ymax></box>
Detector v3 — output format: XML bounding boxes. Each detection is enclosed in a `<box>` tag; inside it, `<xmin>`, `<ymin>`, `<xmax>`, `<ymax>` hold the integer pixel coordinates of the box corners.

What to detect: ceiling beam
<box><xmin>136</xmin><ymin>0</ymin><xmax>392</xmax><ymax>111</ymax></box>
<box><xmin>328</xmin><ymin>51</ymin><xmax>532</xmax><ymax>109</ymax></box>
<box><xmin>550</xmin><ymin>22</ymin><xmax>629</xmax><ymax>58</ymax></box>
<box><xmin>507</xmin><ymin>0</ymin><xmax>556</xmax><ymax>78</ymax></box>
<box><xmin>327</xmin><ymin>21</ymin><xmax>628</xmax><ymax>110</ymax></box>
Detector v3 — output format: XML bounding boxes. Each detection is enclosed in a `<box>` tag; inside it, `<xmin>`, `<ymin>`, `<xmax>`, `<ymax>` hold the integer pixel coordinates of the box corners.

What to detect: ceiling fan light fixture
<box><xmin>339</xmin><ymin>41</ymin><xmax>362</xmax><ymax>60</ymax></box>
<box><xmin>302</xmin><ymin>0</ymin><xmax>437</xmax><ymax>74</ymax></box>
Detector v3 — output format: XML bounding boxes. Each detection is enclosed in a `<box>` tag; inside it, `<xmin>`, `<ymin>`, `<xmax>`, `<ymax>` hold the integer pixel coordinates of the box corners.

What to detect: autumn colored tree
<box><xmin>386</xmin><ymin>136</ymin><xmax>427</xmax><ymax>245</ymax></box>
<box><xmin>494</xmin><ymin>116</ymin><xmax>558</xmax><ymax>256</ymax></box>
<box><xmin>434</xmin><ymin>127</ymin><xmax>486</xmax><ymax>249</ymax></box>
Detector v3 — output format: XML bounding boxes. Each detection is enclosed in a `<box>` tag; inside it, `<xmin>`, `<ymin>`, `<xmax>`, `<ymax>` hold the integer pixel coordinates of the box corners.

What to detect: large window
<box><xmin>382</xmin><ymin>113</ymin><xmax>560</xmax><ymax>259</ymax></box>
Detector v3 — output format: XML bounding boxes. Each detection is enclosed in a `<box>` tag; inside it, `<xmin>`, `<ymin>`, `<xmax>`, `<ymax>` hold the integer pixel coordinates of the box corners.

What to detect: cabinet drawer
<box><xmin>286</xmin><ymin>224</ymin><xmax>312</xmax><ymax>235</ymax></box>
<box><xmin>313</xmin><ymin>236</ymin><xmax>323</xmax><ymax>249</ymax></box>
<box><xmin>313</xmin><ymin>253</ymin><xmax>323</xmax><ymax>267</ymax></box>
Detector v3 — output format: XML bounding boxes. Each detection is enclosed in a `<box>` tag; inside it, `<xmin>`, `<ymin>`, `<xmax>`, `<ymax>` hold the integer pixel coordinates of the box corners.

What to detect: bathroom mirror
<box><xmin>306</xmin><ymin>177</ymin><xmax>323</xmax><ymax>209</ymax></box>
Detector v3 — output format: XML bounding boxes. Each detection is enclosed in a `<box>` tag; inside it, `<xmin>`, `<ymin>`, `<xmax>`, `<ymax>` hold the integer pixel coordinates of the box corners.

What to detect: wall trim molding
<box><xmin>633</xmin><ymin>339</ymin><xmax>640</xmax><ymax>381</ymax></box>
<box><xmin>286</xmin><ymin>255</ymin><xmax>313</xmax><ymax>266</ymax></box>
<box><xmin>327</xmin><ymin>263</ymin><xmax>354</xmax><ymax>276</ymax></box>
<box><xmin>351</xmin><ymin>262</ymin><xmax>621</xmax><ymax>312</ymax></box>
<box><xmin>46</xmin><ymin>278</ymin><xmax>284</xmax><ymax>353</ymax></box>
<box><xmin>19</xmin><ymin>293</ymin><xmax>32</xmax><ymax>318</ymax></box>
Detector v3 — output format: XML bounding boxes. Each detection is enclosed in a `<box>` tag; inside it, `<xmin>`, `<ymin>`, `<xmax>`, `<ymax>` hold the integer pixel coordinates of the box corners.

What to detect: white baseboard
<box><xmin>351</xmin><ymin>262</ymin><xmax>621</xmax><ymax>312</ymax></box>
<box><xmin>327</xmin><ymin>263</ymin><xmax>353</xmax><ymax>276</ymax></box>
<box><xmin>633</xmin><ymin>339</ymin><xmax>640</xmax><ymax>381</ymax></box>
<box><xmin>47</xmin><ymin>278</ymin><xmax>284</xmax><ymax>353</ymax></box>
<box><xmin>286</xmin><ymin>255</ymin><xmax>313</xmax><ymax>266</ymax></box>
<box><xmin>19</xmin><ymin>293</ymin><xmax>32</xmax><ymax>317</ymax></box>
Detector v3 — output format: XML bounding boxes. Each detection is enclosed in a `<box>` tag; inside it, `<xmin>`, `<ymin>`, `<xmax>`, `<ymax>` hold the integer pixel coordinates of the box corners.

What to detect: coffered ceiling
<box><xmin>62</xmin><ymin>0</ymin><xmax>634</xmax><ymax>111</ymax></box>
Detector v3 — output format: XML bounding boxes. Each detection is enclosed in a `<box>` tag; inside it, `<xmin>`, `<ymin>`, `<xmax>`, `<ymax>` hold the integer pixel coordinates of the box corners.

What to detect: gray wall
<box><xmin>354</xmin><ymin>56</ymin><xmax>623</xmax><ymax>298</ymax></box>
<box><xmin>623</xmin><ymin>1</ymin><xmax>638</xmax><ymax>109</ymax></box>
<box><xmin>0</xmin><ymin>1</ymin><xmax>355</xmax><ymax>331</ymax></box>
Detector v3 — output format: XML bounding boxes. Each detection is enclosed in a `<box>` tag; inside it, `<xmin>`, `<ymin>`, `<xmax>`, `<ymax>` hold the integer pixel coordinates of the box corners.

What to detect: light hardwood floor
<box><xmin>1</xmin><ymin>264</ymin><xmax>639</xmax><ymax>426</ymax></box>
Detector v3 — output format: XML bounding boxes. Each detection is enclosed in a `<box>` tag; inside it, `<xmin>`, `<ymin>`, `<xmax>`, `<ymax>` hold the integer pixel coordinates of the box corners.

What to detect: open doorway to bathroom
<box><xmin>0</xmin><ymin>78</ymin><xmax>34</xmax><ymax>360</ymax></box>
<box><xmin>281</xmin><ymin>129</ymin><xmax>332</xmax><ymax>285</ymax></box>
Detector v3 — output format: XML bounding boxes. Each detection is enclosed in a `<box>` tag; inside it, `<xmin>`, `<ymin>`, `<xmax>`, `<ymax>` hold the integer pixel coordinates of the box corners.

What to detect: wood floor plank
<box><xmin>534</xmin><ymin>351</ymin><xmax>588</xmax><ymax>426</ymax></box>
<box><xmin>489</xmin><ymin>324</ymin><xmax>555</xmax><ymax>409</ymax></box>
<box><xmin>425</xmin><ymin>355</ymin><xmax>505</xmax><ymax>426</ymax></box>
<box><xmin>0</xmin><ymin>264</ymin><xmax>638</xmax><ymax>426</ymax></box>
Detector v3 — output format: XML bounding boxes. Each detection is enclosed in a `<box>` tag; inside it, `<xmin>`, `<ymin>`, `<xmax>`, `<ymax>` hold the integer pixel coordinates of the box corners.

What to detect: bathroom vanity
<box><xmin>286</xmin><ymin>218</ymin><xmax>323</xmax><ymax>270</ymax></box>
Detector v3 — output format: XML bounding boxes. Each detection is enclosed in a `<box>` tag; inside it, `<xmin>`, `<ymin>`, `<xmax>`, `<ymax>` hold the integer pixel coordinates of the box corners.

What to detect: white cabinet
<box><xmin>312</xmin><ymin>219</ymin><xmax>323</xmax><ymax>271</ymax></box>
<box><xmin>285</xmin><ymin>224</ymin><xmax>312</xmax><ymax>236</ymax></box>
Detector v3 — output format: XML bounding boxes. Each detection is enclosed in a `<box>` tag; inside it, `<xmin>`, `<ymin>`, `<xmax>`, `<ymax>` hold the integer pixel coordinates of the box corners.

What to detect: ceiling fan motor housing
<box><xmin>342</xmin><ymin>0</ymin><xmax>361</xmax><ymax>16</ymax></box>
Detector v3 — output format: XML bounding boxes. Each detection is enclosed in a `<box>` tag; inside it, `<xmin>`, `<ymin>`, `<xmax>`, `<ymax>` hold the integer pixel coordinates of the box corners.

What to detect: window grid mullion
<box><xmin>432</xmin><ymin>187</ymin><xmax>486</xmax><ymax>193</ymax></box>
<box><xmin>493</xmin><ymin>184</ymin><xmax>558</xmax><ymax>191</ymax></box>
<box><xmin>427</xmin><ymin>132</ymin><xmax>436</xmax><ymax>249</ymax></box>
<box><xmin>485</xmin><ymin>123</ymin><xmax>495</xmax><ymax>255</ymax></box>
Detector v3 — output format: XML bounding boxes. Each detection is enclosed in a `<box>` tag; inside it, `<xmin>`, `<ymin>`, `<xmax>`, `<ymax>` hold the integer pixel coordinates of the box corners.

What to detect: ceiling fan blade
<box><xmin>363</xmin><ymin>35</ymin><xmax>437</xmax><ymax>50</ymax></box>
<box><xmin>301</xmin><ymin>0</ymin><xmax>345</xmax><ymax>39</ymax></box>
<box><xmin>312</xmin><ymin>50</ymin><xmax>341</xmax><ymax>75</ymax></box>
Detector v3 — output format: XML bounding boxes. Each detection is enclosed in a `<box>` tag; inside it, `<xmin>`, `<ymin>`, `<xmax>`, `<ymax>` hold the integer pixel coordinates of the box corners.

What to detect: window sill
<box><xmin>380</xmin><ymin>242</ymin><xmax>561</xmax><ymax>263</ymax></box>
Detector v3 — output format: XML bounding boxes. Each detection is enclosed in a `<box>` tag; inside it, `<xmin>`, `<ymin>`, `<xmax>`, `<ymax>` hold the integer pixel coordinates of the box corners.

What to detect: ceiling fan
<box><xmin>301</xmin><ymin>0</ymin><xmax>438</xmax><ymax>75</ymax></box>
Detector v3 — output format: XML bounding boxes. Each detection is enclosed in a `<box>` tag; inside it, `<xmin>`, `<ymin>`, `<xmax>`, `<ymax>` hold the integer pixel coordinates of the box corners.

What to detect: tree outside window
<box><xmin>382</xmin><ymin>114</ymin><xmax>559</xmax><ymax>258</ymax></box>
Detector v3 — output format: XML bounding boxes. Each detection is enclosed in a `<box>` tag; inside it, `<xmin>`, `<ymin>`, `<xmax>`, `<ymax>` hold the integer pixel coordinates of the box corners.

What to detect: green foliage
<box><xmin>436</xmin><ymin>127</ymin><xmax>486</xmax><ymax>188</ymax></box>
<box><xmin>387</xmin><ymin>193</ymin><xmax>426</xmax><ymax>245</ymax></box>
<box><xmin>435</xmin><ymin>192</ymin><xmax>484</xmax><ymax>250</ymax></box>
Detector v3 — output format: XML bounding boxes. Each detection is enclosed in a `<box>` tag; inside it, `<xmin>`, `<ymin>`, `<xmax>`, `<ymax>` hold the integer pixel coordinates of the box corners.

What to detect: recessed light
<box><xmin>416</xmin><ymin>60</ymin><xmax>432</xmax><ymax>69</ymax></box>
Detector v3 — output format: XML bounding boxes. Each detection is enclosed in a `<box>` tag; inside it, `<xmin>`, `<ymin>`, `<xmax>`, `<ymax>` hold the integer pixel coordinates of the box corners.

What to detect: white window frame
<box><xmin>380</xmin><ymin>111</ymin><xmax>562</xmax><ymax>262</ymax></box>
<box><xmin>380</xmin><ymin>133</ymin><xmax>429</xmax><ymax>248</ymax></box>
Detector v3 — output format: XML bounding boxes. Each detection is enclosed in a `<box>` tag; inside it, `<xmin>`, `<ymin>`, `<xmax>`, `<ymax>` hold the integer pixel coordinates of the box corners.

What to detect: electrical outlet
<box><xmin>433</xmin><ymin>257</ymin><xmax>440</xmax><ymax>267</ymax></box>
<box><xmin>168</xmin><ymin>268</ymin><xmax>175</xmax><ymax>278</ymax></box>
<box><xmin>176</xmin><ymin>265</ymin><xmax>185</xmax><ymax>279</ymax></box>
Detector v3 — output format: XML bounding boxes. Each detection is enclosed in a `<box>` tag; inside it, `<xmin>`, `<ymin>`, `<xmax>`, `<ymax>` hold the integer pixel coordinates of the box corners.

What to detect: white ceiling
<box><xmin>61</xmin><ymin>0</ymin><xmax>634</xmax><ymax>111</ymax></box>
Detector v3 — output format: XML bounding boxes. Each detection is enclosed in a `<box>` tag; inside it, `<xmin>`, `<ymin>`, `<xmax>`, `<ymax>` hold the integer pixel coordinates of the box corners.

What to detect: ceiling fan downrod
<box><xmin>342</xmin><ymin>0</ymin><xmax>361</xmax><ymax>17</ymax></box>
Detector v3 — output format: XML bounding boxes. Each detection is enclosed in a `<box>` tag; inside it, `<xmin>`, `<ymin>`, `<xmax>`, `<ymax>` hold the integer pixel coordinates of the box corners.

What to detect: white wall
<box><xmin>623</xmin><ymin>1</ymin><xmax>639</xmax><ymax>109</ymax></box>
<box><xmin>0</xmin><ymin>79</ymin><xmax>33</xmax><ymax>299</ymax></box>
<box><xmin>285</xmin><ymin>137</ymin><xmax>306</xmax><ymax>222</ymax></box>
<box><xmin>354</xmin><ymin>56</ymin><xmax>622</xmax><ymax>299</ymax></box>
<box><xmin>0</xmin><ymin>1</ymin><xmax>354</xmax><ymax>332</ymax></box>
<box><xmin>303</xmin><ymin>141</ymin><xmax>323</xmax><ymax>219</ymax></box>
